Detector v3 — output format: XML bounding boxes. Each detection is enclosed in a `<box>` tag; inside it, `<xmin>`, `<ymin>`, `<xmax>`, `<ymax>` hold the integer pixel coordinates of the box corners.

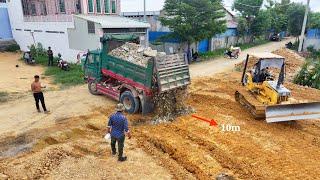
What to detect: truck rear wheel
<box><xmin>88</xmin><ymin>81</ymin><xmax>100</xmax><ymax>95</ymax></box>
<box><xmin>120</xmin><ymin>91</ymin><xmax>140</xmax><ymax>114</ymax></box>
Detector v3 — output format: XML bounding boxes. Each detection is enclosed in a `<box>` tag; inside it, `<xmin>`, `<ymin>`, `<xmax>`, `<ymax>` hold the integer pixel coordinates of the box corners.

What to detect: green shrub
<box><xmin>6</xmin><ymin>44</ymin><xmax>20</xmax><ymax>52</ymax></box>
<box><xmin>28</xmin><ymin>43</ymin><xmax>47</xmax><ymax>57</ymax></box>
<box><xmin>0</xmin><ymin>91</ymin><xmax>9</xmax><ymax>103</ymax></box>
<box><xmin>307</xmin><ymin>46</ymin><xmax>320</xmax><ymax>59</ymax></box>
<box><xmin>294</xmin><ymin>59</ymin><xmax>320</xmax><ymax>89</ymax></box>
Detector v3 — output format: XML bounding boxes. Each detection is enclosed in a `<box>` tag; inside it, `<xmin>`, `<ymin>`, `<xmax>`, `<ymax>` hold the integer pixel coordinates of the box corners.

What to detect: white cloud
<box><xmin>121</xmin><ymin>0</ymin><xmax>319</xmax><ymax>12</ymax></box>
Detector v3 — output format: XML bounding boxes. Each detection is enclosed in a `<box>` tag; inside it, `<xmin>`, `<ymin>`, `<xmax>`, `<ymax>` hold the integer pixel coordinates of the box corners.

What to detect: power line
<box><xmin>230</xmin><ymin>1</ymin><xmax>292</xmax><ymax>9</ymax></box>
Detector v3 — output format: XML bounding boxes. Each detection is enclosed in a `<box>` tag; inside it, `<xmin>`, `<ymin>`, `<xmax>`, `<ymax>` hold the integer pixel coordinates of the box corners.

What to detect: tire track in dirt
<box><xmin>135</xmin><ymin>74</ymin><xmax>320</xmax><ymax>179</ymax></box>
<box><xmin>135</xmin><ymin>126</ymin><xmax>229</xmax><ymax>179</ymax></box>
<box><xmin>187</xmin><ymin>91</ymin><xmax>320</xmax><ymax>179</ymax></box>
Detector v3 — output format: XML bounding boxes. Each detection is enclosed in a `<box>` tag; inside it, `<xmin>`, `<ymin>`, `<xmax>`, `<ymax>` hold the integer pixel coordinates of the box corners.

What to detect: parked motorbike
<box><xmin>285</xmin><ymin>42</ymin><xmax>293</xmax><ymax>49</ymax></box>
<box><xmin>57</xmin><ymin>53</ymin><xmax>70</xmax><ymax>71</ymax></box>
<box><xmin>224</xmin><ymin>48</ymin><xmax>240</xmax><ymax>59</ymax></box>
<box><xmin>23</xmin><ymin>51</ymin><xmax>36</xmax><ymax>65</ymax></box>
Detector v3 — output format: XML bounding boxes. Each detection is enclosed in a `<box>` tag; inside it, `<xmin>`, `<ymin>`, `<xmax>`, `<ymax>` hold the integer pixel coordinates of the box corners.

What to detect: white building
<box><xmin>7</xmin><ymin>0</ymin><xmax>149</xmax><ymax>62</ymax></box>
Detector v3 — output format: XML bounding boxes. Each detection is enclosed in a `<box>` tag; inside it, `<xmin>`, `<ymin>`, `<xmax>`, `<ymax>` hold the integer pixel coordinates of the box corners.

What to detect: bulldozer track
<box><xmin>235</xmin><ymin>90</ymin><xmax>265</xmax><ymax>120</ymax></box>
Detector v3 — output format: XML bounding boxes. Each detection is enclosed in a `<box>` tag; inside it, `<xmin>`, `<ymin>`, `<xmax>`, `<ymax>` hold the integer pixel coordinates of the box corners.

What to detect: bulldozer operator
<box><xmin>252</xmin><ymin>65</ymin><xmax>273</xmax><ymax>83</ymax></box>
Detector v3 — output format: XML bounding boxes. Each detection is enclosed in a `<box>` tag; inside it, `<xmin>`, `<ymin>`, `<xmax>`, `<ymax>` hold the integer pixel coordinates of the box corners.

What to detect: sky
<box><xmin>121</xmin><ymin>0</ymin><xmax>320</xmax><ymax>12</ymax></box>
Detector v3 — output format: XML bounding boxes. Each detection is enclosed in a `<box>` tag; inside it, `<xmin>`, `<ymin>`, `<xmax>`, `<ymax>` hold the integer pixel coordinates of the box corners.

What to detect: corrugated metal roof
<box><xmin>74</xmin><ymin>15</ymin><xmax>150</xmax><ymax>29</ymax></box>
<box><xmin>250</xmin><ymin>52</ymin><xmax>284</xmax><ymax>59</ymax></box>
<box><xmin>121</xmin><ymin>11</ymin><xmax>161</xmax><ymax>16</ymax></box>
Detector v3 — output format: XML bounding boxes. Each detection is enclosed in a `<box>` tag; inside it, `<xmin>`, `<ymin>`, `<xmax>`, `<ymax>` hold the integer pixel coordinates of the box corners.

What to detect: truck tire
<box><xmin>120</xmin><ymin>91</ymin><xmax>140</xmax><ymax>114</ymax></box>
<box><xmin>88</xmin><ymin>81</ymin><xmax>100</xmax><ymax>95</ymax></box>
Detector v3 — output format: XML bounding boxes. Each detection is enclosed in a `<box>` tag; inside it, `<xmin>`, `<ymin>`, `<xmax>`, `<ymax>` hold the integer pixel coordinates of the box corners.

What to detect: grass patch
<box><xmin>0</xmin><ymin>92</ymin><xmax>9</xmax><ymax>103</ymax></box>
<box><xmin>199</xmin><ymin>48</ymin><xmax>226</xmax><ymax>60</ymax></box>
<box><xmin>44</xmin><ymin>63</ymin><xmax>84</xmax><ymax>86</ymax></box>
<box><xmin>34</xmin><ymin>55</ymin><xmax>84</xmax><ymax>87</ymax></box>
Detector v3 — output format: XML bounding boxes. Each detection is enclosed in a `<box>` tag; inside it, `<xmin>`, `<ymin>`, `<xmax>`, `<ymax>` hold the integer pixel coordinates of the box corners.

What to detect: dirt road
<box><xmin>0</xmin><ymin>52</ymin><xmax>54</xmax><ymax>93</ymax></box>
<box><xmin>1</xmin><ymin>39</ymin><xmax>320</xmax><ymax>180</ymax></box>
<box><xmin>190</xmin><ymin>38</ymin><xmax>293</xmax><ymax>77</ymax></box>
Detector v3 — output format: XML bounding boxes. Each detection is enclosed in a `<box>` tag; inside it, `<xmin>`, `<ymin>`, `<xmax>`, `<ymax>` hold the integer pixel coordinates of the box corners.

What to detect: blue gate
<box><xmin>198</xmin><ymin>39</ymin><xmax>209</xmax><ymax>53</ymax></box>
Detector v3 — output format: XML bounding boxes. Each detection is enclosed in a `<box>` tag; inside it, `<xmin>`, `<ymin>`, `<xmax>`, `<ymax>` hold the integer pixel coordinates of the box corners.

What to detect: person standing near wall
<box><xmin>47</xmin><ymin>47</ymin><xmax>53</xmax><ymax>66</ymax></box>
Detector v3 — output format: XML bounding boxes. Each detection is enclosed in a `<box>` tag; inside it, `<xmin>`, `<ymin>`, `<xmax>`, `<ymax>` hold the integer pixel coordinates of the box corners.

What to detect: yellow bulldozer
<box><xmin>235</xmin><ymin>53</ymin><xmax>320</xmax><ymax>123</ymax></box>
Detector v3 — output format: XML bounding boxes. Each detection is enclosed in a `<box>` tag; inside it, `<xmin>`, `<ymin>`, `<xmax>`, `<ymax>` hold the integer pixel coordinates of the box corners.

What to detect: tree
<box><xmin>160</xmin><ymin>0</ymin><xmax>226</xmax><ymax>62</ymax></box>
<box><xmin>233</xmin><ymin>0</ymin><xmax>264</xmax><ymax>41</ymax></box>
<box><xmin>265</xmin><ymin>0</ymin><xmax>290</xmax><ymax>34</ymax></box>
<box><xmin>287</xmin><ymin>3</ymin><xmax>306</xmax><ymax>37</ymax></box>
<box><xmin>251</xmin><ymin>10</ymin><xmax>271</xmax><ymax>37</ymax></box>
<box><xmin>236</xmin><ymin>17</ymin><xmax>248</xmax><ymax>38</ymax></box>
<box><xmin>308</xmin><ymin>12</ymin><xmax>320</xmax><ymax>29</ymax></box>
<box><xmin>233</xmin><ymin>0</ymin><xmax>263</xmax><ymax>17</ymax></box>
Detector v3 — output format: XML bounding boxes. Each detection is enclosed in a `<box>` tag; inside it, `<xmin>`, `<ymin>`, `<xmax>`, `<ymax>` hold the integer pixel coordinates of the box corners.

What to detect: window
<box><xmin>31</xmin><ymin>3</ymin><xmax>37</xmax><ymax>15</ymax></box>
<box><xmin>88</xmin><ymin>0</ymin><xmax>93</xmax><ymax>13</ymax></box>
<box><xmin>40</xmin><ymin>2</ymin><xmax>47</xmax><ymax>15</ymax></box>
<box><xmin>96</xmin><ymin>0</ymin><xmax>101</xmax><ymax>13</ymax></box>
<box><xmin>58</xmin><ymin>0</ymin><xmax>66</xmax><ymax>13</ymax></box>
<box><xmin>111</xmin><ymin>0</ymin><xmax>116</xmax><ymax>14</ymax></box>
<box><xmin>104</xmin><ymin>0</ymin><xmax>109</xmax><ymax>13</ymax></box>
<box><xmin>22</xmin><ymin>0</ymin><xmax>30</xmax><ymax>15</ymax></box>
<box><xmin>0</xmin><ymin>0</ymin><xmax>6</xmax><ymax>3</ymax></box>
<box><xmin>75</xmin><ymin>0</ymin><xmax>82</xmax><ymax>13</ymax></box>
<box><xmin>87</xmin><ymin>21</ymin><xmax>95</xmax><ymax>34</ymax></box>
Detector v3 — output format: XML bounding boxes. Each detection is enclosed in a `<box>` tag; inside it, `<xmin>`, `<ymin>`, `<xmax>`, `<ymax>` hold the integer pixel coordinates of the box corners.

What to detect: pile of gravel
<box><xmin>109</xmin><ymin>43</ymin><xmax>160</xmax><ymax>67</ymax></box>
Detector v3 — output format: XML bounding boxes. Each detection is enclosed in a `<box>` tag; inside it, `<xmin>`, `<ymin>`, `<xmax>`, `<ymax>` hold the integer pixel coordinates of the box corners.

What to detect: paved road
<box><xmin>189</xmin><ymin>38</ymin><xmax>294</xmax><ymax>77</ymax></box>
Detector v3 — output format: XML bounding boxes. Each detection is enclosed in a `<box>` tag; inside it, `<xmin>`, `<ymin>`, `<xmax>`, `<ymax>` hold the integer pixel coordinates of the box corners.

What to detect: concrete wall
<box><xmin>7</xmin><ymin>0</ymin><xmax>82</xmax><ymax>62</ymax></box>
<box><xmin>0</xmin><ymin>3</ymin><xmax>13</xmax><ymax>39</ymax></box>
<box><xmin>68</xmin><ymin>16</ymin><xmax>101</xmax><ymax>51</ymax></box>
<box><xmin>304</xmin><ymin>38</ymin><xmax>320</xmax><ymax>50</ymax></box>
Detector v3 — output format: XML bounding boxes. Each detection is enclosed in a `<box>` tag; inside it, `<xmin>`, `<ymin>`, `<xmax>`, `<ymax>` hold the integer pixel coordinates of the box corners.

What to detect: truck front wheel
<box><xmin>88</xmin><ymin>81</ymin><xmax>100</xmax><ymax>95</ymax></box>
<box><xmin>120</xmin><ymin>91</ymin><xmax>140</xmax><ymax>114</ymax></box>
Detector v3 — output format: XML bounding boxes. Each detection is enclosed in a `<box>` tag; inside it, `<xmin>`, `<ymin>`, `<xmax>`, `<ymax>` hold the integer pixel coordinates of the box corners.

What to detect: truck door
<box><xmin>84</xmin><ymin>53</ymin><xmax>100</xmax><ymax>79</ymax></box>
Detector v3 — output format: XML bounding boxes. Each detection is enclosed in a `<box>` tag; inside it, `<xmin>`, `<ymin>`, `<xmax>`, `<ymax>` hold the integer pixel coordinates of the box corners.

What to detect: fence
<box><xmin>304</xmin><ymin>29</ymin><xmax>320</xmax><ymax>50</ymax></box>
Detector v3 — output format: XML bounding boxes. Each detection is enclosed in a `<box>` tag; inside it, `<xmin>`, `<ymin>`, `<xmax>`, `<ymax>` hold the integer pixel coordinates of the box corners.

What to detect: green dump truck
<box><xmin>83</xmin><ymin>35</ymin><xmax>190</xmax><ymax>114</ymax></box>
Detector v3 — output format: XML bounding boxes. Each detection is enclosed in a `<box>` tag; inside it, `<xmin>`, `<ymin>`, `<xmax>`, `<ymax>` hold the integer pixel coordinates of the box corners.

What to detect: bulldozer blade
<box><xmin>266</xmin><ymin>102</ymin><xmax>320</xmax><ymax>123</ymax></box>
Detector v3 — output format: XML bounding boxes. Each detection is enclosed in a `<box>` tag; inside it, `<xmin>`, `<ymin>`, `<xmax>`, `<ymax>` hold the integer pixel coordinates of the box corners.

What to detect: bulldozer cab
<box><xmin>242</xmin><ymin>53</ymin><xmax>286</xmax><ymax>87</ymax></box>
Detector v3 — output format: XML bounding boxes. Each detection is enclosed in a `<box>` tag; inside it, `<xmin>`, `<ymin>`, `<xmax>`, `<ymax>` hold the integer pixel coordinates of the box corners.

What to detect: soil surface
<box><xmin>1</xmin><ymin>39</ymin><xmax>320</xmax><ymax>180</ymax></box>
<box><xmin>0</xmin><ymin>52</ymin><xmax>54</xmax><ymax>93</ymax></box>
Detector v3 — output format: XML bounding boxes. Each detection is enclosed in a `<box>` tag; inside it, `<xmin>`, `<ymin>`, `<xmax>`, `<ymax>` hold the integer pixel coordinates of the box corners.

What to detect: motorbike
<box><xmin>57</xmin><ymin>54</ymin><xmax>70</xmax><ymax>71</ymax></box>
<box><xmin>23</xmin><ymin>51</ymin><xmax>36</xmax><ymax>65</ymax></box>
<box><xmin>224</xmin><ymin>48</ymin><xmax>240</xmax><ymax>59</ymax></box>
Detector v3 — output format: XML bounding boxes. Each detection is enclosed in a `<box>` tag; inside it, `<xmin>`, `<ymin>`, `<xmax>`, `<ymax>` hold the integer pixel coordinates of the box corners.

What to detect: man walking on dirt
<box><xmin>31</xmin><ymin>75</ymin><xmax>49</xmax><ymax>113</ymax></box>
<box><xmin>107</xmin><ymin>104</ymin><xmax>131</xmax><ymax>162</ymax></box>
<box><xmin>47</xmin><ymin>47</ymin><xmax>53</xmax><ymax>66</ymax></box>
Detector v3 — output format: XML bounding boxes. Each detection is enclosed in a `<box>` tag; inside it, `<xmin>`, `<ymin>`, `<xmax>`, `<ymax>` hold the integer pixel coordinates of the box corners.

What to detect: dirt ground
<box><xmin>1</xmin><ymin>39</ymin><xmax>320</xmax><ymax>180</ymax></box>
<box><xmin>0</xmin><ymin>52</ymin><xmax>54</xmax><ymax>93</ymax></box>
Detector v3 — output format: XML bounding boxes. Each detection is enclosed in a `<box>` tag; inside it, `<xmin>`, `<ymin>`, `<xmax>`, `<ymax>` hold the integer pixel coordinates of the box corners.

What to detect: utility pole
<box><xmin>143</xmin><ymin>0</ymin><xmax>146</xmax><ymax>22</ymax></box>
<box><xmin>298</xmin><ymin>0</ymin><xmax>310</xmax><ymax>52</ymax></box>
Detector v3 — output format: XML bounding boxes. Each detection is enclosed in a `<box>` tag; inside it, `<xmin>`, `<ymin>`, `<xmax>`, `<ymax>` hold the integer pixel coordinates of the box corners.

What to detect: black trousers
<box><xmin>33</xmin><ymin>92</ymin><xmax>47</xmax><ymax>111</ymax></box>
<box><xmin>48</xmin><ymin>56</ymin><xmax>53</xmax><ymax>66</ymax></box>
<box><xmin>111</xmin><ymin>136</ymin><xmax>125</xmax><ymax>158</ymax></box>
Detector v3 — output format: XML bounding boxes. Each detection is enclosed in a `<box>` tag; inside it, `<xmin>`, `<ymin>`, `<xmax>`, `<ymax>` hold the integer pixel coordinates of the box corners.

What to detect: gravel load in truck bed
<box><xmin>109</xmin><ymin>42</ymin><xmax>157</xmax><ymax>67</ymax></box>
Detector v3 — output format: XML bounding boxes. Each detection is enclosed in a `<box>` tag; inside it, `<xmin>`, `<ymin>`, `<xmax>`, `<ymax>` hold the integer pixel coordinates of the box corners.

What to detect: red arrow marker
<box><xmin>192</xmin><ymin>114</ymin><xmax>218</xmax><ymax>127</ymax></box>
